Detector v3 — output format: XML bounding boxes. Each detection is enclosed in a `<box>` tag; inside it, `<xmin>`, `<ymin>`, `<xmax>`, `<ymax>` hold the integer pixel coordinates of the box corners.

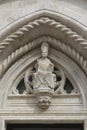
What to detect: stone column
<box><xmin>0</xmin><ymin>120</ymin><xmax>6</xmax><ymax>130</ymax></box>
<box><xmin>84</xmin><ymin>120</ymin><xmax>87</xmax><ymax>130</ymax></box>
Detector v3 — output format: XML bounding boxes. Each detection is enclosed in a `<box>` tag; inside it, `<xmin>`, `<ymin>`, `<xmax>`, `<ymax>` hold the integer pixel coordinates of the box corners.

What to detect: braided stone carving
<box><xmin>0</xmin><ymin>17</ymin><xmax>87</xmax><ymax>56</ymax></box>
<box><xmin>0</xmin><ymin>36</ymin><xmax>87</xmax><ymax>79</ymax></box>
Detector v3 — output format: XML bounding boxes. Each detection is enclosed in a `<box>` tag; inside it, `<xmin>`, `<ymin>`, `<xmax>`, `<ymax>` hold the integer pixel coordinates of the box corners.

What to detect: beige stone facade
<box><xmin>0</xmin><ymin>0</ymin><xmax>87</xmax><ymax>130</ymax></box>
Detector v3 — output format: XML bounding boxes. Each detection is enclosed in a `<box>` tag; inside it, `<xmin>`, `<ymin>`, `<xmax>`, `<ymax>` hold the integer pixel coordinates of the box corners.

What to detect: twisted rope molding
<box><xmin>0</xmin><ymin>17</ymin><xmax>87</xmax><ymax>56</ymax></box>
<box><xmin>0</xmin><ymin>36</ymin><xmax>87</xmax><ymax>78</ymax></box>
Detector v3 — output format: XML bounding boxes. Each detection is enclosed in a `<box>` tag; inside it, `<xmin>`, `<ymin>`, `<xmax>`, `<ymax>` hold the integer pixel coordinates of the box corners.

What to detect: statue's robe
<box><xmin>33</xmin><ymin>58</ymin><xmax>56</xmax><ymax>90</ymax></box>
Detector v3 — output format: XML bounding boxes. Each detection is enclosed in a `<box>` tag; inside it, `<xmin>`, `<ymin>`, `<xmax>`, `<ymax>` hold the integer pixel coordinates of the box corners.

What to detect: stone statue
<box><xmin>24</xmin><ymin>42</ymin><xmax>66</xmax><ymax>110</ymax></box>
<box><xmin>33</xmin><ymin>42</ymin><xmax>56</xmax><ymax>91</ymax></box>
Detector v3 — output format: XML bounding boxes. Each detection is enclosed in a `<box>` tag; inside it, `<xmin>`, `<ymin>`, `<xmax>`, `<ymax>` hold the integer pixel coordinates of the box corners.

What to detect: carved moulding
<box><xmin>0</xmin><ymin>36</ymin><xmax>87</xmax><ymax>79</ymax></box>
<box><xmin>0</xmin><ymin>17</ymin><xmax>87</xmax><ymax>58</ymax></box>
<box><xmin>0</xmin><ymin>17</ymin><xmax>87</xmax><ymax>67</ymax></box>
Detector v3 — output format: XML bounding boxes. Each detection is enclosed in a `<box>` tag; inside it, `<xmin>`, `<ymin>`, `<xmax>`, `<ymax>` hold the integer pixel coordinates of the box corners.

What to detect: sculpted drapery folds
<box><xmin>33</xmin><ymin>42</ymin><xmax>56</xmax><ymax>91</ymax></box>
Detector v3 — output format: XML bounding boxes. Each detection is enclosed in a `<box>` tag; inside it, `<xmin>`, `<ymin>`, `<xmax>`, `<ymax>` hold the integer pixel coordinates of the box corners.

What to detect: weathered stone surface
<box><xmin>0</xmin><ymin>1</ymin><xmax>87</xmax><ymax>130</ymax></box>
<box><xmin>0</xmin><ymin>0</ymin><xmax>87</xmax><ymax>32</ymax></box>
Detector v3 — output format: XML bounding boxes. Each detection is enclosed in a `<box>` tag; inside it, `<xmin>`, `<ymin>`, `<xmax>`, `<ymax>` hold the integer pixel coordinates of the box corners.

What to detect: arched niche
<box><xmin>0</xmin><ymin>10</ymin><xmax>87</xmax><ymax>129</ymax></box>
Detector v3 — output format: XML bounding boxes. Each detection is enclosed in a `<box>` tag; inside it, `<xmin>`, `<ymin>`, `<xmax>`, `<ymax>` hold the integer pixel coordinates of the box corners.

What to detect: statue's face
<box><xmin>41</xmin><ymin>43</ymin><xmax>49</xmax><ymax>58</ymax></box>
<box><xmin>42</xmin><ymin>49</ymin><xmax>48</xmax><ymax>57</ymax></box>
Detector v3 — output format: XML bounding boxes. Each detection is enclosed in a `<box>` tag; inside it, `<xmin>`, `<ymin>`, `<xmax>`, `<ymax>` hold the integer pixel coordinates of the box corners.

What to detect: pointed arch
<box><xmin>0</xmin><ymin>10</ymin><xmax>87</xmax><ymax>112</ymax></box>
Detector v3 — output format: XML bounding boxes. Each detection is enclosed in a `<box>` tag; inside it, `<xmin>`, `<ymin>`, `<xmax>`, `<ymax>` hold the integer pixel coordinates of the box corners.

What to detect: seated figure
<box><xmin>33</xmin><ymin>42</ymin><xmax>56</xmax><ymax>91</ymax></box>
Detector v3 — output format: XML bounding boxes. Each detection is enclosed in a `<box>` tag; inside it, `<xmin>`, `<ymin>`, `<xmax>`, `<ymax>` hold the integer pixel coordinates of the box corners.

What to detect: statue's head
<box><xmin>41</xmin><ymin>42</ymin><xmax>49</xmax><ymax>57</ymax></box>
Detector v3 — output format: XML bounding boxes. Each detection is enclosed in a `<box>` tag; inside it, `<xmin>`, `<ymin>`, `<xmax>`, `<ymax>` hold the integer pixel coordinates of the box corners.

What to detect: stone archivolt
<box><xmin>0</xmin><ymin>17</ymin><xmax>87</xmax><ymax>56</ymax></box>
<box><xmin>0</xmin><ymin>17</ymin><xmax>87</xmax><ymax>79</ymax></box>
<box><xmin>0</xmin><ymin>36</ymin><xmax>87</xmax><ymax>79</ymax></box>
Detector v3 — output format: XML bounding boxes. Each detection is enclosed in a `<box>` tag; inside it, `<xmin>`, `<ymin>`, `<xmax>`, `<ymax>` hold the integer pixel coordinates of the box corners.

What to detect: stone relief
<box><xmin>11</xmin><ymin>42</ymin><xmax>77</xmax><ymax>110</ymax></box>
